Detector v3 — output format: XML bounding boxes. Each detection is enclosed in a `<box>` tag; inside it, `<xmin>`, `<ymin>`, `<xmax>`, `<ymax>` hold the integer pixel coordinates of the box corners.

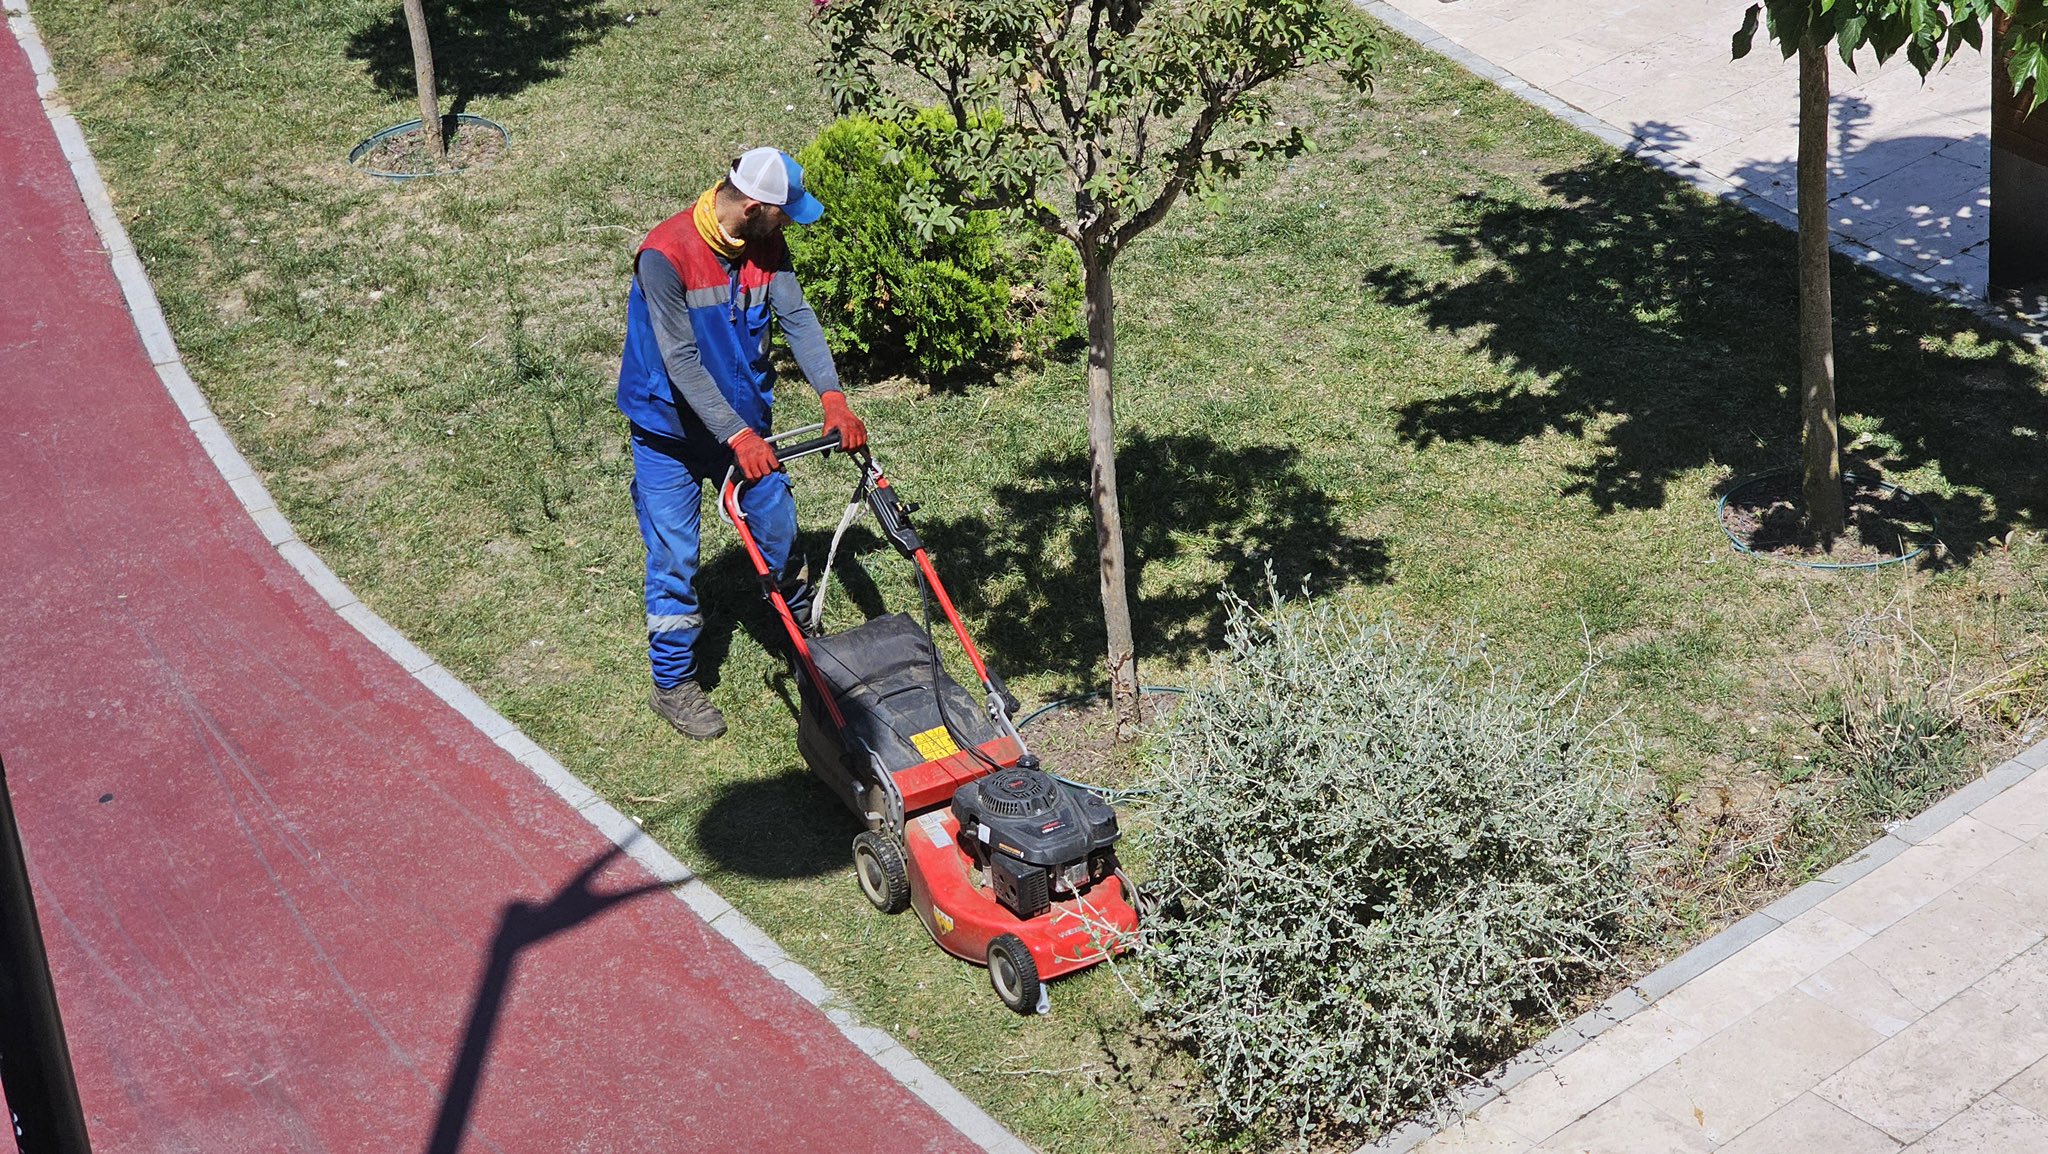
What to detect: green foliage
<box><xmin>1823</xmin><ymin>695</ymin><xmax>1974</xmax><ymax>819</ymax></box>
<box><xmin>1132</xmin><ymin>586</ymin><xmax>1640</xmax><ymax>1143</ymax></box>
<box><xmin>788</xmin><ymin>114</ymin><xmax>1081</xmax><ymax>381</ymax></box>
<box><xmin>1733</xmin><ymin>0</ymin><xmax>2048</xmax><ymax>111</ymax></box>
<box><xmin>1801</xmin><ymin>612</ymin><xmax>1977</xmax><ymax>825</ymax></box>
<box><xmin>813</xmin><ymin>0</ymin><xmax>1383</xmax><ymax>256</ymax></box>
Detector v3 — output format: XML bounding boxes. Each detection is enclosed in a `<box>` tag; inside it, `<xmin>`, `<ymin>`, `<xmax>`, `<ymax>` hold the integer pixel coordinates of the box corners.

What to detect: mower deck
<box><xmin>903</xmin><ymin>806</ymin><xmax>1139</xmax><ymax>979</ymax></box>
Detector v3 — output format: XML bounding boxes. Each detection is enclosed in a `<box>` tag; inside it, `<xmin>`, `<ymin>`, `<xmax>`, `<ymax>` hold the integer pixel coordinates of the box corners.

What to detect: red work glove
<box><xmin>820</xmin><ymin>390</ymin><xmax>867</xmax><ymax>452</ymax></box>
<box><xmin>728</xmin><ymin>428</ymin><xmax>780</xmax><ymax>482</ymax></box>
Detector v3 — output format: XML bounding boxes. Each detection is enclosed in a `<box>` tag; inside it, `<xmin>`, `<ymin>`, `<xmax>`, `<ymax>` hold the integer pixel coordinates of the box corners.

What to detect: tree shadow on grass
<box><xmin>686</xmin><ymin>434</ymin><xmax>1385</xmax><ymax>699</ymax></box>
<box><xmin>346</xmin><ymin>0</ymin><xmax>633</xmax><ymax>114</ymax></box>
<box><xmin>1363</xmin><ymin>139</ymin><xmax>2044</xmax><ymax>562</ymax></box>
<box><xmin>915</xmin><ymin>432</ymin><xmax>1388</xmax><ymax>694</ymax></box>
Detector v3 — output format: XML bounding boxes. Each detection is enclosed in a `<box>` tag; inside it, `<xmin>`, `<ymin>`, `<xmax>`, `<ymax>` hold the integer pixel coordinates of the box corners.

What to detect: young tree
<box><xmin>1734</xmin><ymin>0</ymin><xmax>2047</xmax><ymax>542</ymax></box>
<box><xmin>402</xmin><ymin>0</ymin><xmax>445</xmax><ymax>155</ymax></box>
<box><xmin>814</xmin><ymin>0</ymin><xmax>1379</xmax><ymax>724</ymax></box>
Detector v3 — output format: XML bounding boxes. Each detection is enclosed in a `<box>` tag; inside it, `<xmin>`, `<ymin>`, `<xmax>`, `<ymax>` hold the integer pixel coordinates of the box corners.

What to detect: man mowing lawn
<box><xmin>617</xmin><ymin>147</ymin><xmax>868</xmax><ymax>740</ymax></box>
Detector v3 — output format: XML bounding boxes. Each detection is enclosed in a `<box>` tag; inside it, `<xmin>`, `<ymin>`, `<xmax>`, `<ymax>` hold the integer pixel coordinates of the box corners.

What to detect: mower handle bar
<box><xmin>716</xmin><ymin>431</ymin><xmax>1025</xmax><ymax>753</ymax></box>
<box><xmin>770</xmin><ymin>429</ymin><xmax>845</xmax><ymax>465</ymax></box>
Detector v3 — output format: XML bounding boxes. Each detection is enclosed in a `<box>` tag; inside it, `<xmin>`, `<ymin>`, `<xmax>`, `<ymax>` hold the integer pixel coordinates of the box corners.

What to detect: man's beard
<box><xmin>736</xmin><ymin>211</ymin><xmax>781</xmax><ymax>244</ymax></box>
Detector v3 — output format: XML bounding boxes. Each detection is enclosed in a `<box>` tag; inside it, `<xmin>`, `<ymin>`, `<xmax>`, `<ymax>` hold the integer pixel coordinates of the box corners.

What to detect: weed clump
<box><xmin>788</xmin><ymin>114</ymin><xmax>1080</xmax><ymax>382</ymax></box>
<box><xmin>1771</xmin><ymin>600</ymin><xmax>1991</xmax><ymax>876</ymax></box>
<box><xmin>1132</xmin><ymin>587</ymin><xmax>1639</xmax><ymax>1144</ymax></box>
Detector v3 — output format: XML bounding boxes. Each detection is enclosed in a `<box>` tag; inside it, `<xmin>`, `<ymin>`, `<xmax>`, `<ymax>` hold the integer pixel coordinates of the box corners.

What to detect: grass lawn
<box><xmin>30</xmin><ymin>0</ymin><xmax>2048</xmax><ymax>1148</ymax></box>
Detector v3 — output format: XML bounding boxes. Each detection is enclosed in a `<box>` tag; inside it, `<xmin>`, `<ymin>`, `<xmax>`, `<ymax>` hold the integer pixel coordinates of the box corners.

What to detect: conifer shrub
<box><xmin>788</xmin><ymin>113</ymin><xmax>1080</xmax><ymax>381</ymax></box>
<box><xmin>1133</xmin><ymin>587</ymin><xmax>1640</xmax><ymax>1143</ymax></box>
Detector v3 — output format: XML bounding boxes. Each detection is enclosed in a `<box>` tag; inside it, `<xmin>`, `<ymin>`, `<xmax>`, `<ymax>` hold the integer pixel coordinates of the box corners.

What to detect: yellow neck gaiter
<box><xmin>693</xmin><ymin>187</ymin><xmax>746</xmax><ymax>259</ymax></box>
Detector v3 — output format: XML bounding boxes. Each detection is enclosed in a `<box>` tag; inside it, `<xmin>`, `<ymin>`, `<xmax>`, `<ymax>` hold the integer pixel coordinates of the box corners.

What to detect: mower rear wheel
<box><xmin>987</xmin><ymin>934</ymin><xmax>1042</xmax><ymax>1015</ymax></box>
<box><xmin>851</xmin><ymin>831</ymin><xmax>910</xmax><ymax>914</ymax></box>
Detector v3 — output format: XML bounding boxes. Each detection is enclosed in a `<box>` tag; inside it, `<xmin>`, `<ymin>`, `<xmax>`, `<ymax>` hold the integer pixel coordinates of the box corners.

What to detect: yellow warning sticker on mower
<box><xmin>910</xmin><ymin>726</ymin><xmax>961</xmax><ymax>761</ymax></box>
<box><xmin>932</xmin><ymin>906</ymin><xmax>955</xmax><ymax>935</ymax></box>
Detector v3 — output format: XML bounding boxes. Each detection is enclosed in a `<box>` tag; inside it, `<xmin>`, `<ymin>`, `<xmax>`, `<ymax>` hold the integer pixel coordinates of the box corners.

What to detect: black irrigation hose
<box><xmin>347</xmin><ymin>114</ymin><xmax>509</xmax><ymax>182</ymax></box>
<box><xmin>1717</xmin><ymin>469</ymin><xmax>1935</xmax><ymax>571</ymax></box>
<box><xmin>1016</xmin><ymin>686</ymin><xmax>1188</xmax><ymax>729</ymax></box>
<box><xmin>1017</xmin><ymin>687</ymin><xmax>1188</xmax><ymax>800</ymax></box>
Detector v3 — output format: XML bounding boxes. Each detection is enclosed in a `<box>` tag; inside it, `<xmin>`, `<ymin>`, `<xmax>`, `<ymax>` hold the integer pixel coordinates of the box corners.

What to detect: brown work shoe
<box><xmin>650</xmin><ymin>680</ymin><xmax>726</xmax><ymax>740</ymax></box>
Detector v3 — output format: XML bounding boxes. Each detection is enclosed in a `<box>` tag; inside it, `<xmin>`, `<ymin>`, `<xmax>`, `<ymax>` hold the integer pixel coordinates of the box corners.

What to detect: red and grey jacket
<box><xmin>615</xmin><ymin>209</ymin><xmax>839</xmax><ymax>444</ymax></box>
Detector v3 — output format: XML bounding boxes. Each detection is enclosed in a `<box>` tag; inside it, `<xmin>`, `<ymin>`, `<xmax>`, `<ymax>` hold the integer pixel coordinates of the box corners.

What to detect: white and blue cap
<box><xmin>728</xmin><ymin>147</ymin><xmax>823</xmax><ymax>225</ymax></box>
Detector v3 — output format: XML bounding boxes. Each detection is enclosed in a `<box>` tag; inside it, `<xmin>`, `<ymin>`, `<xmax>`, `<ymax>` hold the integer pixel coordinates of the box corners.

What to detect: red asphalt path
<box><xmin>0</xmin><ymin>32</ymin><xmax>980</xmax><ymax>1154</ymax></box>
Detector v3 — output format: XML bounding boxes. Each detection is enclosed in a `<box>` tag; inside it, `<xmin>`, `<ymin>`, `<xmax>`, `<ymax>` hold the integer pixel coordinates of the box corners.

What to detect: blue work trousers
<box><xmin>630</xmin><ymin>425</ymin><xmax>799</xmax><ymax>688</ymax></box>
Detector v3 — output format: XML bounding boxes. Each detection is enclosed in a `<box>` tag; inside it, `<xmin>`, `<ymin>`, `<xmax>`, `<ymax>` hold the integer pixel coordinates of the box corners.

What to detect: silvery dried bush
<box><xmin>1131</xmin><ymin>586</ymin><xmax>1640</xmax><ymax>1144</ymax></box>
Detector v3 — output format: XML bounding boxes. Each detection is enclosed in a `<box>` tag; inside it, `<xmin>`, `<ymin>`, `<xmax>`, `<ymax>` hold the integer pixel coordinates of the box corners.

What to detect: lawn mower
<box><xmin>718</xmin><ymin>427</ymin><xmax>1141</xmax><ymax>1013</ymax></box>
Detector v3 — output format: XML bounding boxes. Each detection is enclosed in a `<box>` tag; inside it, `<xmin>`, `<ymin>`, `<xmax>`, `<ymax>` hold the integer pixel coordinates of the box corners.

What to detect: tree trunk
<box><xmin>1797</xmin><ymin>35</ymin><xmax>1844</xmax><ymax>541</ymax></box>
<box><xmin>402</xmin><ymin>0</ymin><xmax>444</xmax><ymax>155</ymax></box>
<box><xmin>1081</xmin><ymin>249</ymin><xmax>1140</xmax><ymax>732</ymax></box>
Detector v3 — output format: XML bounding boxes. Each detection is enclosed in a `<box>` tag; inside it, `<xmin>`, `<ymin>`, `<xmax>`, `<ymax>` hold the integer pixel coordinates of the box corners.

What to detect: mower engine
<box><xmin>951</xmin><ymin>759</ymin><xmax>1121</xmax><ymax>920</ymax></box>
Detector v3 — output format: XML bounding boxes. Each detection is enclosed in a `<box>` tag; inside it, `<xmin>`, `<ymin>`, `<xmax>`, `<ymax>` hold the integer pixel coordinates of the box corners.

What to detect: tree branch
<box><xmin>1017</xmin><ymin>87</ymin><xmax>1077</xmax><ymax>174</ymax></box>
<box><xmin>941</xmin><ymin>57</ymin><xmax>970</xmax><ymax>132</ymax></box>
<box><xmin>1111</xmin><ymin>87</ymin><xmax>1238</xmax><ymax>248</ymax></box>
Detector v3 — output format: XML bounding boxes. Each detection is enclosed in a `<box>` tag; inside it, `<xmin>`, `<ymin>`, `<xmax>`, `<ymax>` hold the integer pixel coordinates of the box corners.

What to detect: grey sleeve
<box><xmin>638</xmin><ymin>251</ymin><xmax>750</xmax><ymax>443</ymax></box>
<box><xmin>768</xmin><ymin>263</ymin><xmax>842</xmax><ymax>396</ymax></box>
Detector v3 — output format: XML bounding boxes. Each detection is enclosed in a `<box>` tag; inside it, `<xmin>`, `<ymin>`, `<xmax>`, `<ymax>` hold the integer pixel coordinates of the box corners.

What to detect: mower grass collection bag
<box><xmin>796</xmin><ymin>613</ymin><xmax>995</xmax><ymax>791</ymax></box>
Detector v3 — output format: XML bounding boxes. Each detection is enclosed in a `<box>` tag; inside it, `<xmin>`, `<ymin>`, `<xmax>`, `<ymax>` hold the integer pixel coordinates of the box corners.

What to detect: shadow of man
<box><xmin>918</xmin><ymin>432</ymin><xmax>1390</xmax><ymax>694</ymax></box>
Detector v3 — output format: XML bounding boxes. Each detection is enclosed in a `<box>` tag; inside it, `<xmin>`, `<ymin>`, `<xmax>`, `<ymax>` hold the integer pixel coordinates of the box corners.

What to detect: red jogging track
<box><xmin>0</xmin><ymin>30</ymin><xmax>983</xmax><ymax>1154</ymax></box>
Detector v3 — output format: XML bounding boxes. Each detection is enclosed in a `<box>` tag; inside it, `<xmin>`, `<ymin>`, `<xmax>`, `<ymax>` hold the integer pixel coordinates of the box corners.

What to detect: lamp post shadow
<box><xmin>424</xmin><ymin>839</ymin><xmax>680</xmax><ymax>1154</ymax></box>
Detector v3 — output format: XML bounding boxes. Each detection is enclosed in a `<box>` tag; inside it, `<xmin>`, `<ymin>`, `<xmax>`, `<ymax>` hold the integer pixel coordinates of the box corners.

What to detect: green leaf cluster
<box><xmin>787</xmin><ymin>113</ymin><xmax>1083</xmax><ymax>380</ymax></box>
<box><xmin>1733</xmin><ymin>0</ymin><xmax>2048</xmax><ymax>110</ymax></box>
<box><xmin>1132</xmin><ymin>585</ymin><xmax>1640</xmax><ymax>1143</ymax></box>
<box><xmin>812</xmin><ymin>0</ymin><xmax>1382</xmax><ymax>258</ymax></box>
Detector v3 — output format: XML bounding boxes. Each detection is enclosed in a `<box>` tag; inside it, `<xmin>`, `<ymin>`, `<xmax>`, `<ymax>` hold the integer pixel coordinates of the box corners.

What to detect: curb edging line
<box><xmin>4</xmin><ymin>12</ymin><xmax>1032</xmax><ymax>1153</ymax></box>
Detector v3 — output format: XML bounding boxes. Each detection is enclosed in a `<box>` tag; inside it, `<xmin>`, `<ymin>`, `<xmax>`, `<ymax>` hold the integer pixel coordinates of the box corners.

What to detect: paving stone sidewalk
<box><xmin>1368</xmin><ymin>0</ymin><xmax>1993</xmax><ymax>301</ymax></box>
<box><xmin>1364</xmin><ymin>734</ymin><xmax>2048</xmax><ymax>1153</ymax></box>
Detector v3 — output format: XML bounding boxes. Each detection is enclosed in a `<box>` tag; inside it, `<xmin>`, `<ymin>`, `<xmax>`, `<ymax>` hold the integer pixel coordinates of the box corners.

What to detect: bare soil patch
<box><xmin>1019</xmin><ymin>691</ymin><xmax>1181</xmax><ymax>791</ymax></box>
<box><xmin>1719</xmin><ymin>472</ymin><xmax>1933</xmax><ymax>566</ymax></box>
<box><xmin>353</xmin><ymin>120</ymin><xmax>506</xmax><ymax>178</ymax></box>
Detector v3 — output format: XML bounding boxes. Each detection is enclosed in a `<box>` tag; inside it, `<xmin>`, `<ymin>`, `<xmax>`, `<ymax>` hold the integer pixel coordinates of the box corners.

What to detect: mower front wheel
<box><xmin>987</xmin><ymin>934</ymin><xmax>1043</xmax><ymax>1015</ymax></box>
<box><xmin>851</xmin><ymin>830</ymin><xmax>910</xmax><ymax>914</ymax></box>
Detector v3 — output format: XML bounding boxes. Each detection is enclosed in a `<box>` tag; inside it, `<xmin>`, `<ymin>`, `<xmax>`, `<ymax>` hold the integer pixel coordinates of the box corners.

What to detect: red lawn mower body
<box><xmin>718</xmin><ymin>431</ymin><xmax>1139</xmax><ymax>1012</ymax></box>
<box><xmin>902</xmin><ymin>806</ymin><xmax>1138</xmax><ymax>981</ymax></box>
